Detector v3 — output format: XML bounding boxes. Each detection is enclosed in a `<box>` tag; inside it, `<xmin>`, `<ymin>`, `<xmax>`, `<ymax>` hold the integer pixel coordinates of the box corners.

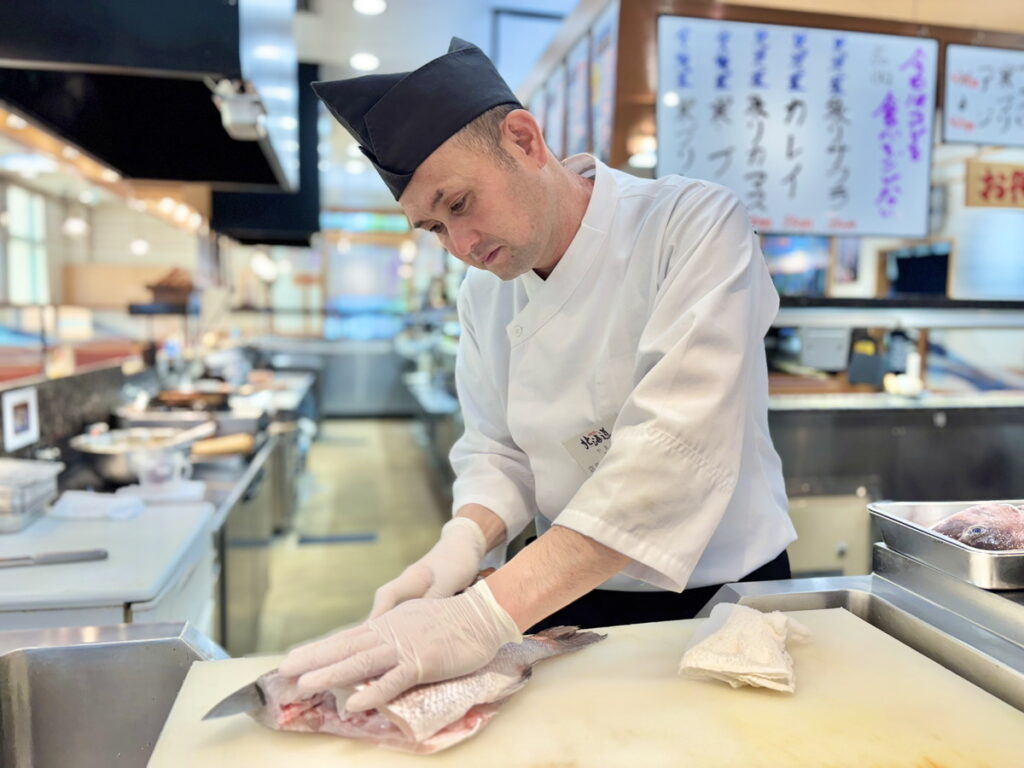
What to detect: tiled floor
<box><xmin>256</xmin><ymin>419</ymin><xmax>446</xmax><ymax>653</ymax></box>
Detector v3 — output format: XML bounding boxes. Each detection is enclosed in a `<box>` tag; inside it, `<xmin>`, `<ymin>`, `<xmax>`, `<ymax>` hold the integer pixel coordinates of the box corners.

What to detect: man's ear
<box><xmin>502</xmin><ymin>109</ymin><xmax>547</xmax><ymax>168</ymax></box>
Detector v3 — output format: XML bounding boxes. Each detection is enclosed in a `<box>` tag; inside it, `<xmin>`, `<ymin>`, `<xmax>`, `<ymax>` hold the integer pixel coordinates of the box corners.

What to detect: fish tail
<box><xmin>534</xmin><ymin>625</ymin><xmax>607</xmax><ymax>652</ymax></box>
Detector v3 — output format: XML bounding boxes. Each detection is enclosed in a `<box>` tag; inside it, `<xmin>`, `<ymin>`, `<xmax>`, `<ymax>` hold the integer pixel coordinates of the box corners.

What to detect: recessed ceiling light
<box><xmin>158</xmin><ymin>197</ymin><xmax>177</xmax><ymax>214</ymax></box>
<box><xmin>174</xmin><ymin>203</ymin><xmax>191</xmax><ymax>223</ymax></box>
<box><xmin>129</xmin><ymin>238</ymin><xmax>150</xmax><ymax>256</ymax></box>
<box><xmin>100</xmin><ymin>168</ymin><xmax>120</xmax><ymax>182</ymax></box>
<box><xmin>62</xmin><ymin>146</ymin><xmax>81</xmax><ymax>160</ymax></box>
<box><xmin>5</xmin><ymin>114</ymin><xmax>27</xmax><ymax>130</ymax></box>
<box><xmin>353</xmin><ymin>0</ymin><xmax>387</xmax><ymax>15</ymax></box>
<box><xmin>350</xmin><ymin>52</ymin><xmax>380</xmax><ymax>72</ymax></box>
<box><xmin>62</xmin><ymin>217</ymin><xmax>89</xmax><ymax>238</ymax></box>
<box><xmin>662</xmin><ymin>91</ymin><xmax>680</xmax><ymax>108</ymax></box>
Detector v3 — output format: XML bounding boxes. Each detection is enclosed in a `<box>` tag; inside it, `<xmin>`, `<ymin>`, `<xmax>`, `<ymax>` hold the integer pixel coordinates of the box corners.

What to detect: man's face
<box><xmin>400</xmin><ymin>133</ymin><xmax>554</xmax><ymax>281</ymax></box>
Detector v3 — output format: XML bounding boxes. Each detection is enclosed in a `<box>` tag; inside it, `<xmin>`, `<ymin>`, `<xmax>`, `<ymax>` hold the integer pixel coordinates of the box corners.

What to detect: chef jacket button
<box><xmin>513</xmin><ymin>325</ymin><xmax>523</xmax><ymax>337</ymax></box>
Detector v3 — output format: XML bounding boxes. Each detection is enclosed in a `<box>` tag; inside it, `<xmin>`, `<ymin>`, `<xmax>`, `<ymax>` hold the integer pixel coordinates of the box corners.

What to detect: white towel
<box><xmin>49</xmin><ymin>491</ymin><xmax>144</xmax><ymax>520</ymax></box>
<box><xmin>679</xmin><ymin>603</ymin><xmax>811</xmax><ymax>693</ymax></box>
<box><xmin>116</xmin><ymin>480</ymin><xmax>206</xmax><ymax>503</ymax></box>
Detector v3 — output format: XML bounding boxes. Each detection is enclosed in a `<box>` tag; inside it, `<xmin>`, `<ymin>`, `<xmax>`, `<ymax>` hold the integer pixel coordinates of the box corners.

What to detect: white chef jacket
<box><xmin>449</xmin><ymin>154</ymin><xmax>796</xmax><ymax>593</ymax></box>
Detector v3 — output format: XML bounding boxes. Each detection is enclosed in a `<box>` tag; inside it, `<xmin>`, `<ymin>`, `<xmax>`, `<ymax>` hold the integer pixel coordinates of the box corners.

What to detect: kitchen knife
<box><xmin>0</xmin><ymin>548</ymin><xmax>109</xmax><ymax>568</ymax></box>
<box><xmin>202</xmin><ymin>680</ymin><xmax>267</xmax><ymax>720</ymax></box>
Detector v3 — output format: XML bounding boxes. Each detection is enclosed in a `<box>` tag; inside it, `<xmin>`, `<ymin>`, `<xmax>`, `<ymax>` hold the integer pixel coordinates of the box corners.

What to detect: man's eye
<box><xmin>450</xmin><ymin>198</ymin><xmax>466</xmax><ymax>214</ymax></box>
<box><xmin>430</xmin><ymin>224</ymin><xmax>443</xmax><ymax>234</ymax></box>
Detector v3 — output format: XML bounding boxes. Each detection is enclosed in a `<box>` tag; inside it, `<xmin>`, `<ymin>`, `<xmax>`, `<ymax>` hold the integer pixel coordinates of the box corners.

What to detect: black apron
<box><xmin>528</xmin><ymin>550</ymin><xmax>790</xmax><ymax>633</ymax></box>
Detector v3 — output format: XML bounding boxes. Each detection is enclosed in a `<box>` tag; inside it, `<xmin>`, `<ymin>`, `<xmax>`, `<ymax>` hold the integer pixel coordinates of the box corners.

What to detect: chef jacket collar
<box><xmin>510</xmin><ymin>154</ymin><xmax>617</xmax><ymax>344</ymax></box>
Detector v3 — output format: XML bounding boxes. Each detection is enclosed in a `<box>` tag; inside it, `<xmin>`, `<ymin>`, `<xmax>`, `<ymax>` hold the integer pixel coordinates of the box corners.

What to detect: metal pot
<box><xmin>68</xmin><ymin>424</ymin><xmax>213</xmax><ymax>484</ymax></box>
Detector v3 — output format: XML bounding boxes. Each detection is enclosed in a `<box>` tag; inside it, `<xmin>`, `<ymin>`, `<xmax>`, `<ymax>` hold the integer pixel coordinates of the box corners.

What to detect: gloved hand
<box><xmin>369</xmin><ymin>516</ymin><xmax>488</xmax><ymax>618</ymax></box>
<box><xmin>278</xmin><ymin>581</ymin><xmax>521</xmax><ymax>712</ymax></box>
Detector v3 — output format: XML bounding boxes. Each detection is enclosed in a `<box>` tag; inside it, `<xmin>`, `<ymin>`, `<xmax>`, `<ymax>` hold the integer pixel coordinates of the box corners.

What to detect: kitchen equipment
<box><xmin>869</xmin><ymin>499</ymin><xmax>1024</xmax><ymax>589</ymax></box>
<box><xmin>0</xmin><ymin>458</ymin><xmax>64</xmax><ymax>533</ymax></box>
<box><xmin>0</xmin><ymin>504</ymin><xmax>215</xmax><ymax>632</ymax></box>
<box><xmin>202</xmin><ymin>681</ymin><xmax>265</xmax><ymax>720</ymax></box>
<box><xmin>49</xmin><ymin>491</ymin><xmax>144</xmax><ymax>520</ymax></box>
<box><xmin>154</xmin><ymin>390</ymin><xmax>230</xmax><ymax>411</ymax></box>
<box><xmin>0</xmin><ymin>548</ymin><xmax>108</xmax><ymax>568</ymax></box>
<box><xmin>149</xmin><ymin>608</ymin><xmax>1024</xmax><ymax>767</ymax></box>
<box><xmin>191</xmin><ymin>433</ymin><xmax>256</xmax><ymax>458</ymax></box>
<box><xmin>70</xmin><ymin>426</ymin><xmax>211</xmax><ymax>485</ymax></box>
<box><xmin>0</xmin><ymin>622</ymin><xmax>226</xmax><ymax>768</ymax></box>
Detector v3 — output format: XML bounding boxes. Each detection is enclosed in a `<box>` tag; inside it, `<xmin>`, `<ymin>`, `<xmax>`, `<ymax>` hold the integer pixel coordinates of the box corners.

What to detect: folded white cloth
<box><xmin>679</xmin><ymin>603</ymin><xmax>811</xmax><ymax>693</ymax></box>
<box><xmin>49</xmin><ymin>491</ymin><xmax>144</xmax><ymax>520</ymax></box>
<box><xmin>115</xmin><ymin>480</ymin><xmax>206</xmax><ymax>503</ymax></box>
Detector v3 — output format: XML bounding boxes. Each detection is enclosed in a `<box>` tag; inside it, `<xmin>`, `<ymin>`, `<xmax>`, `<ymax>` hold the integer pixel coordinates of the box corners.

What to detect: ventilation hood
<box><xmin>0</xmin><ymin>0</ymin><xmax>299</xmax><ymax>191</ymax></box>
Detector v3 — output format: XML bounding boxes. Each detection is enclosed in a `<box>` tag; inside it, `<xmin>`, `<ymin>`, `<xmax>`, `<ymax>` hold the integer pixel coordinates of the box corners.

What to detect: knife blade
<box><xmin>202</xmin><ymin>680</ymin><xmax>267</xmax><ymax>720</ymax></box>
<box><xmin>0</xmin><ymin>549</ymin><xmax>109</xmax><ymax>568</ymax></box>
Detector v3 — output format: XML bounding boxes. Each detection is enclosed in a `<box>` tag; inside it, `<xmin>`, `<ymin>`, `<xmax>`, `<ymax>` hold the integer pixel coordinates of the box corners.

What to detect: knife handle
<box><xmin>36</xmin><ymin>549</ymin><xmax>109</xmax><ymax>565</ymax></box>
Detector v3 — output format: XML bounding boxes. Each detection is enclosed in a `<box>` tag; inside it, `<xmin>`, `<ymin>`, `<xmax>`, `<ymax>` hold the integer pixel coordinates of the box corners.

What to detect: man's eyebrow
<box><xmin>411</xmin><ymin>189</ymin><xmax>446</xmax><ymax>230</ymax></box>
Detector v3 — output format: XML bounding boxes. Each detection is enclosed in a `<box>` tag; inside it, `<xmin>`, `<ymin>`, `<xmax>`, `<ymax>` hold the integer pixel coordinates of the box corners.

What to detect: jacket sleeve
<box><xmin>448</xmin><ymin>284</ymin><xmax>537</xmax><ymax>542</ymax></box>
<box><xmin>552</xmin><ymin>183</ymin><xmax>780</xmax><ymax>591</ymax></box>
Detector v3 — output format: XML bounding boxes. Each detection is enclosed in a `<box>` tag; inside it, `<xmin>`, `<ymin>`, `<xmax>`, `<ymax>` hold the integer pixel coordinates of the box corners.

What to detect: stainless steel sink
<box><xmin>0</xmin><ymin>623</ymin><xmax>225</xmax><ymax>768</ymax></box>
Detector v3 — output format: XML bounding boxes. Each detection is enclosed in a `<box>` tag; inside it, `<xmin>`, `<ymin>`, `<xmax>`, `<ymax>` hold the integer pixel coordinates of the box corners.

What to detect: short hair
<box><xmin>452</xmin><ymin>103</ymin><xmax>519</xmax><ymax>167</ymax></box>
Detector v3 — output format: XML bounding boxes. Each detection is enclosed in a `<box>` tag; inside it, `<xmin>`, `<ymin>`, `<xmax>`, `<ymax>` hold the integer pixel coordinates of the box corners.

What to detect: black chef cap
<box><xmin>311</xmin><ymin>37</ymin><xmax>522</xmax><ymax>200</ymax></box>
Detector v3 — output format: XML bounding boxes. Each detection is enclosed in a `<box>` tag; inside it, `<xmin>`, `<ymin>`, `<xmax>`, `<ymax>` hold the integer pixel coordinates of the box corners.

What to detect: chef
<box><xmin>279</xmin><ymin>38</ymin><xmax>796</xmax><ymax>713</ymax></box>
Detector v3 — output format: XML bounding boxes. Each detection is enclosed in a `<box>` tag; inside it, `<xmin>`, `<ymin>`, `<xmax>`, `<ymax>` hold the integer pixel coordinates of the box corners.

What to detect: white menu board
<box><xmin>566</xmin><ymin>35</ymin><xmax>591</xmax><ymax>156</ymax></box>
<box><xmin>656</xmin><ymin>16</ymin><xmax>938</xmax><ymax>237</ymax></box>
<box><xmin>590</xmin><ymin>1</ymin><xmax>619</xmax><ymax>163</ymax></box>
<box><xmin>544</xmin><ymin>64</ymin><xmax>568</xmax><ymax>160</ymax></box>
<box><xmin>944</xmin><ymin>44</ymin><xmax>1024</xmax><ymax>147</ymax></box>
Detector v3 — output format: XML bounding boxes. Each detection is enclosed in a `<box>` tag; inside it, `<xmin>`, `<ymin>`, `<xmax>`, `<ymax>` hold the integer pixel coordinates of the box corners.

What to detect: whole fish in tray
<box><xmin>206</xmin><ymin>626</ymin><xmax>604</xmax><ymax>754</ymax></box>
<box><xmin>930</xmin><ymin>502</ymin><xmax>1024</xmax><ymax>551</ymax></box>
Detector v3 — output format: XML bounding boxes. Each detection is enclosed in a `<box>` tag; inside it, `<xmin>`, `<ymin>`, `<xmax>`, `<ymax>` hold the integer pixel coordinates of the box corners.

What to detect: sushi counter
<box><xmin>1</xmin><ymin>501</ymin><xmax>1022</xmax><ymax>766</ymax></box>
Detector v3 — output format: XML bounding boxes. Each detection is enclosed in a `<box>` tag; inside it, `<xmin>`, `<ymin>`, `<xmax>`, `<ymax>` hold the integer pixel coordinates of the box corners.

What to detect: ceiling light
<box><xmin>662</xmin><ymin>91</ymin><xmax>680</xmax><ymax>108</ymax></box>
<box><xmin>253</xmin><ymin>45</ymin><xmax>283</xmax><ymax>61</ymax></box>
<box><xmin>173</xmin><ymin>203</ymin><xmax>191</xmax><ymax>223</ymax></box>
<box><xmin>62</xmin><ymin>146</ymin><xmax>81</xmax><ymax>159</ymax></box>
<box><xmin>129</xmin><ymin>238</ymin><xmax>150</xmax><ymax>256</ymax></box>
<box><xmin>353</xmin><ymin>0</ymin><xmax>387</xmax><ymax>14</ymax></box>
<box><xmin>158</xmin><ymin>197</ymin><xmax>177</xmax><ymax>214</ymax></box>
<box><xmin>188</xmin><ymin>212</ymin><xmax>202</xmax><ymax>229</ymax></box>
<box><xmin>62</xmin><ymin>217</ymin><xmax>89</xmax><ymax>238</ymax></box>
<box><xmin>100</xmin><ymin>168</ymin><xmax>120</xmax><ymax>183</ymax></box>
<box><xmin>347</xmin><ymin>143</ymin><xmax>363</xmax><ymax>158</ymax></box>
<box><xmin>251</xmin><ymin>251</ymin><xmax>279</xmax><ymax>282</ymax></box>
<box><xmin>628</xmin><ymin>151</ymin><xmax>657</xmax><ymax>169</ymax></box>
<box><xmin>278</xmin><ymin>116</ymin><xmax>298</xmax><ymax>131</ymax></box>
<box><xmin>345</xmin><ymin>159</ymin><xmax>367</xmax><ymax>174</ymax></box>
<box><xmin>78</xmin><ymin>190</ymin><xmax>98</xmax><ymax>206</ymax></box>
<box><xmin>5</xmin><ymin>114</ymin><xmax>27</xmax><ymax>130</ymax></box>
<box><xmin>350</xmin><ymin>53</ymin><xmax>380</xmax><ymax>72</ymax></box>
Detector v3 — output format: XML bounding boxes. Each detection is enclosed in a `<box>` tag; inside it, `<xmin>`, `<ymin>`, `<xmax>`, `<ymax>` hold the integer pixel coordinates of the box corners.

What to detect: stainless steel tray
<box><xmin>868</xmin><ymin>499</ymin><xmax>1024</xmax><ymax>590</ymax></box>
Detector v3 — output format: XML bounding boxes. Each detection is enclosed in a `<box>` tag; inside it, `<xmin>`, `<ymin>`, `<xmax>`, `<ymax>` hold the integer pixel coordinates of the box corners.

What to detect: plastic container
<box><xmin>0</xmin><ymin>459</ymin><xmax>65</xmax><ymax>533</ymax></box>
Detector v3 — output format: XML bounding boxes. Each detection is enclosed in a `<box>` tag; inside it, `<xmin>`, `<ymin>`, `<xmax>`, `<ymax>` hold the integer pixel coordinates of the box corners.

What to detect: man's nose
<box><xmin>447</xmin><ymin>222</ymin><xmax>481</xmax><ymax>262</ymax></box>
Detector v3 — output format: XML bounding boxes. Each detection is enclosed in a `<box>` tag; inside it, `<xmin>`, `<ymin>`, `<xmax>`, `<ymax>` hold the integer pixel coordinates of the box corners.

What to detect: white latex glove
<box><xmin>369</xmin><ymin>516</ymin><xmax>488</xmax><ymax>618</ymax></box>
<box><xmin>278</xmin><ymin>581</ymin><xmax>521</xmax><ymax>712</ymax></box>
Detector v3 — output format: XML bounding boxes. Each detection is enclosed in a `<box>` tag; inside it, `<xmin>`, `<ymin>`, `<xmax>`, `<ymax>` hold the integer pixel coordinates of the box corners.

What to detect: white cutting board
<box><xmin>149</xmin><ymin>609</ymin><xmax>1024</xmax><ymax>767</ymax></box>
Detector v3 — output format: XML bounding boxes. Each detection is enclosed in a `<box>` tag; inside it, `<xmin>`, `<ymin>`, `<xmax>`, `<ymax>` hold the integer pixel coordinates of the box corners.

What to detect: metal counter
<box><xmin>702</xmin><ymin>542</ymin><xmax>1024</xmax><ymax>712</ymax></box>
<box><xmin>0</xmin><ymin>622</ymin><xmax>225</xmax><ymax>768</ymax></box>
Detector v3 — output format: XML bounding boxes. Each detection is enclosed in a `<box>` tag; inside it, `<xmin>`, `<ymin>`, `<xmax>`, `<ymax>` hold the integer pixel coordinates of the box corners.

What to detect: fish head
<box><xmin>958</xmin><ymin>523</ymin><xmax>1018</xmax><ymax>551</ymax></box>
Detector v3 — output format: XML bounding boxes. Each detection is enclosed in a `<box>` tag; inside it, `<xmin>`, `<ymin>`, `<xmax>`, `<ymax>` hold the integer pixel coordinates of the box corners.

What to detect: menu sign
<box><xmin>590</xmin><ymin>1</ymin><xmax>619</xmax><ymax>163</ymax></box>
<box><xmin>945</xmin><ymin>44</ymin><xmax>1024</xmax><ymax>147</ymax></box>
<box><xmin>965</xmin><ymin>159</ymin><xmax>1024</xmax><ymax>209</ymax></box>
<box><xmin>656</xmin><ymin>16</ymin><xmax>938</xmax><ymax>237</ymax></box>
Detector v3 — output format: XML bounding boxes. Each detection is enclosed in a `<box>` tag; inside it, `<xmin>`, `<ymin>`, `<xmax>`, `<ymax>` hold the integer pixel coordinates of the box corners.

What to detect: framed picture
<box><xmin>2</xmin><ymin>386</ymin><xmax>40</xmax><ymax>452</ymax></box>
<box><xmin>832</xmin><ymin>237</ymin><xmax>861</xmax><ymax>286</ymax></box>
<box><xmin>760</xmin><ymin>234</ymin><xmax>830</xmax><ymax>297</ymax></box>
